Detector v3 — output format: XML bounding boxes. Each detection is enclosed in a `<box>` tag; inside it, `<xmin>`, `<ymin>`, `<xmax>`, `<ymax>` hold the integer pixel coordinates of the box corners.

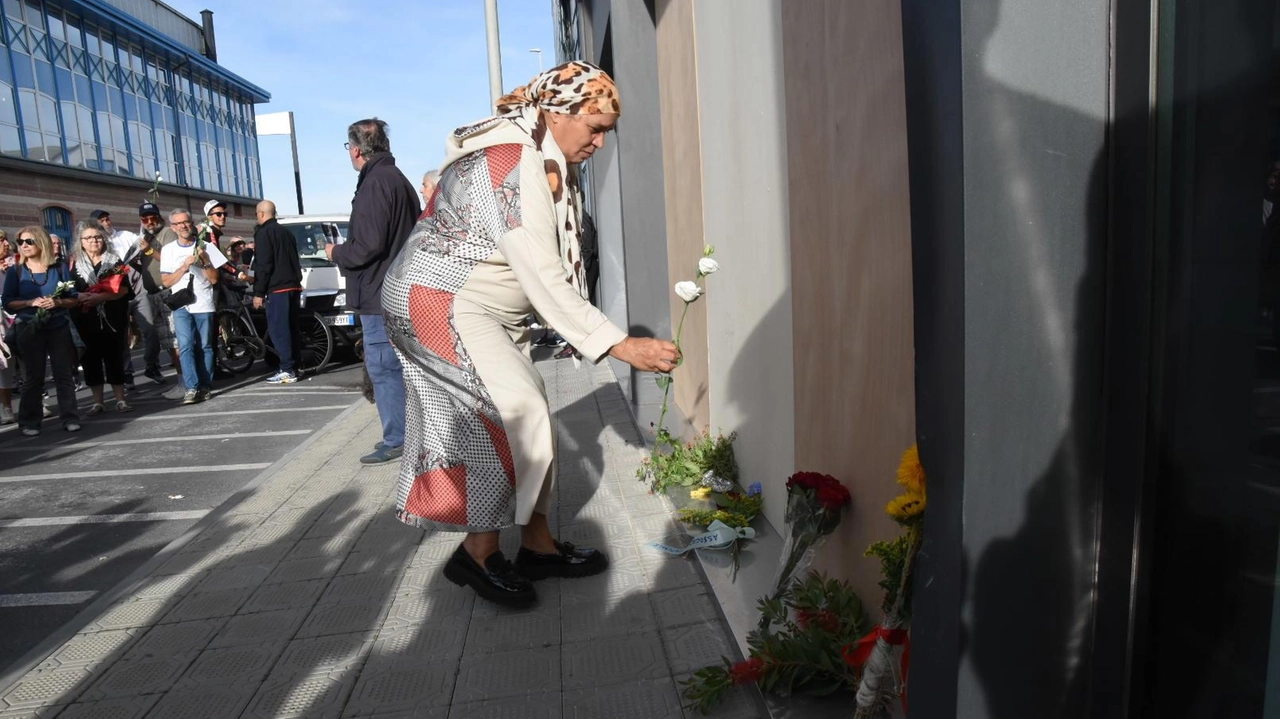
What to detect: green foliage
<box><xmin>865</xmin><ymin>529</ymin><xmax>918</xmax><ymax>618</ymax></box>
<box><xmin>679</xmin><ymin>660</ymin><xmax>738</xmax><ymax>715</ymax></box>
<box><xmin>682</xmin><ymin>572</ymin><xmax>868</xmax><ymax>714</ymax></box>
<box><xmin>638</xmin><ymin>430</ymin><xmax>738</xmax><ymax>494</ymax></box>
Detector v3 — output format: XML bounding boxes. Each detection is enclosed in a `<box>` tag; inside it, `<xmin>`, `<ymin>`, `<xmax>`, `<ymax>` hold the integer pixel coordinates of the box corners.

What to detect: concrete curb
<box><xmin>0</xmin><ymin>397</ymin><xmax>366</xmax><ymax>694</ymax></box>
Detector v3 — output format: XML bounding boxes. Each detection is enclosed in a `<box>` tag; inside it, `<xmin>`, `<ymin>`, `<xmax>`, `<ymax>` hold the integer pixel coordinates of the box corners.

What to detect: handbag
<box><xmin>162</xmin><ymin>274</ymin><xmax>196</xmax><ymax>310</ymax></box>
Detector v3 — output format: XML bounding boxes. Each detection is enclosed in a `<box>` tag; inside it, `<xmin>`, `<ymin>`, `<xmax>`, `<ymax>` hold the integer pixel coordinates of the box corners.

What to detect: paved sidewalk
<box><xmin>0</xmin><ymin>357</ymin><xmax>765</xmax><ymax>719</ymax></box>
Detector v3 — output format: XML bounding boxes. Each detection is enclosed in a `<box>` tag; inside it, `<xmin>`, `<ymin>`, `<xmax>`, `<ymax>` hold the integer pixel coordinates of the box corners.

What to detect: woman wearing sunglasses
<box><xmin>70</xmin><ymin>221</ymin><xmax>133</xmax><ymax>415</ymax></box>
<box><xmin>1</xmin><ymin>226</ymin><xmax>81</xmax><ymax>435</ymax></box>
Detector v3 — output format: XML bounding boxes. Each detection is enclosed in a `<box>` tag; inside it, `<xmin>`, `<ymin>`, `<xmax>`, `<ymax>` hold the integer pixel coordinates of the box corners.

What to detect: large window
<box><xmin>0</xmin><ymin>0</ymin><xmax>262</xmax><ymax>196</ymax></box>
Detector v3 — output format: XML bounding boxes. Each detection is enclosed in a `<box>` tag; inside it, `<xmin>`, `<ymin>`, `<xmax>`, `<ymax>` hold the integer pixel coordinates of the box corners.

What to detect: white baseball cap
<box><xmin>203</xmin><ymin>199</ymin><xmax>227</xmax><ymax>216</ymax></box>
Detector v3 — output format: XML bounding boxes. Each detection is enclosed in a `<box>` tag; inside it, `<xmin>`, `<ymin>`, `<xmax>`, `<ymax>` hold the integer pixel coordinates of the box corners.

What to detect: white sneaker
<box><xmin>0</xmin><ymin>406</ymin><xmax>13</xmax><ymax>425</ymax></box>
<box><xmin>266</xmin><ymin>371</ymin><xmax>298</xmax><ymax>384</ymax></box>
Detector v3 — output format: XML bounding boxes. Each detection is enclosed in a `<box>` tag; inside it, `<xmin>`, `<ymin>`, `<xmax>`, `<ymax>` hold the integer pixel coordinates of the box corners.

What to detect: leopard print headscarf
<box><xmin>495</xmin><ymin>61</ymin><xmax>620</xmax><ymax>303</ymax></box>
<box><xmin>496</xmin><ymin>61</ymin><xmax>621</xmax><ymax>117</ymax></box>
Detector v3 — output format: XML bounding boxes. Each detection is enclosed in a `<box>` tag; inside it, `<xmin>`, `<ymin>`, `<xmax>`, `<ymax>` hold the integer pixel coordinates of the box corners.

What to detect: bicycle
<box><xmin>215</xmin><ymin>290</ymin><xmax>334</xmax><ymax>377</ymax></box>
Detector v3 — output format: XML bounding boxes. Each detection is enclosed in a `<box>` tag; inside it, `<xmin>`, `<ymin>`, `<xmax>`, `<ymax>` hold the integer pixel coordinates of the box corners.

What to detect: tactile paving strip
<box><xmin>561</xmin><ymin>632</ymin><xmax>668</xmax><ymax>690</ymax></box>
<box><xmin>452</xmin><ymin>646</ymin><xmax>560</xmax><ymax>704</ymax></box>
<box><xmin>561</xmin><ymin>677</ymin><xmax>683</xmax><ymax>719</ymax></box>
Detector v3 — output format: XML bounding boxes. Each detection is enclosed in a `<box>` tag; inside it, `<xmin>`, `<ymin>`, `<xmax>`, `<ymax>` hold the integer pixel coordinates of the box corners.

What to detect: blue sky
<box><xmin>163</xmin><ymin>0</ymin><xmax>555</xmax><ymax>215</ymax></box>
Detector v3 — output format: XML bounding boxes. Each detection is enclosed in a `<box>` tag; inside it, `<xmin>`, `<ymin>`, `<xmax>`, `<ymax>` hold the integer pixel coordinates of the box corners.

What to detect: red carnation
<box><xmin>816</xmin><ymin>481</ymin><xmax>851</xmax><ymax>512</ymax></box>
<box><xmin>787</xmin><ymin>471</ymin><xmax>832</xmax><ymax>491</ymax></box>
<box><xmin>729</xmin><ymin>657</ymin><xmax>767</xmax><ymax>685</ymax></box>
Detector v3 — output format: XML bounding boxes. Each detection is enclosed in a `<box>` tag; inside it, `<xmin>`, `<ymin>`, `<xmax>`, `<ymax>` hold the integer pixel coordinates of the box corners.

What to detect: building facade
<box><xmin>557</xmin><ymin>0</ymin><xmax>1280</xmax><ymax>716</ymax></box>
<box><xmin>0</xmin><ymin>0</ymin><xmax>267</xmax><ymax>237</ymax></box>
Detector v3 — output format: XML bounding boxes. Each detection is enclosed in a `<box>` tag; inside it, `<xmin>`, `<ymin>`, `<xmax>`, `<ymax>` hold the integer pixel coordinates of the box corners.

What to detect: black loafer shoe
<box><xmin>515</xmin><ymin>540</ymin><xmax>609</xmax><ymax>580</ymax></box>
<box><xmin>443</xmin><ymin>546</ymin><xmax>537</xmax><ymax>608</ymax></box>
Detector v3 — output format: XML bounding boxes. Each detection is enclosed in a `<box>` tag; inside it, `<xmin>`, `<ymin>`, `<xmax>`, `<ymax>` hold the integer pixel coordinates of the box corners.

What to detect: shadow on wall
<box><xmin>964</xmin><ymin>0</ymin><xmax>1277</xmax><ymax>716</ymax></box>
<box><xmin>958</xmin><ymin>1</ymin><xmax>1108</xmax><ymax>716</ymax></box>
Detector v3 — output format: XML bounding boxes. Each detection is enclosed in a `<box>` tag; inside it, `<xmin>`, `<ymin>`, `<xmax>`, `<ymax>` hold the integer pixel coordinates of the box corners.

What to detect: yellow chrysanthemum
<box><xmin>690</xmin><ymin>487</ymin><xmax>712</xmax><ymax>500</ymax></box>
<box><xmin>896</xmin><ymin>444</ymin><xmax>926</xmax><ymax>496</ymax></box>
<box><xmin>886</xmin><ymin>492</ymin><xmax>926</xmax><ymax>523</ymax></box>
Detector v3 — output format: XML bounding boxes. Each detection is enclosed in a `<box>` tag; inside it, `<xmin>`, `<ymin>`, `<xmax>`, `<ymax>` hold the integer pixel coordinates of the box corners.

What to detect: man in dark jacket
<box><xmin>252</xmin><ymin>200</ymin><xmax>304</xmax><ymax>384</ymax></box>
<box><xmin>325</xmin><ymin>118</ymin><xmax>421</xmax><ymax>464</ymax></box>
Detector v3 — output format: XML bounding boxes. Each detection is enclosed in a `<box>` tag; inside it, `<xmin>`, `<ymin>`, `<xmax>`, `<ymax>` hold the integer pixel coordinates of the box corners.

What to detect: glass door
<box><xmin>1138</xmin><ymin>1</ymin><xmax>1280</xmax><ymax>716</ymax></box>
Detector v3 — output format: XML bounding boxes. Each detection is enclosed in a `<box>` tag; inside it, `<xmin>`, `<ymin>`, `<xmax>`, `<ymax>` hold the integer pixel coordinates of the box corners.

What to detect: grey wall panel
<box><xmin>608</xmin><ymin>0</ymin><xmax>670</xmax><ymax>408</ymax></box>
<box><xmin>98</xmin><ymin>0</ymin><xmax>204</xmax><ymax>53</ymax></box>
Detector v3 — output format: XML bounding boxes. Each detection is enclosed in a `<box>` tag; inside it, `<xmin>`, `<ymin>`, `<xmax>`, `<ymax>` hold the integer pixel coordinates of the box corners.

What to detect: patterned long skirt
<box><xmin>383</xmin><ymin>292</ymin><xmax>554</xmax><ymax>533</ymax></box>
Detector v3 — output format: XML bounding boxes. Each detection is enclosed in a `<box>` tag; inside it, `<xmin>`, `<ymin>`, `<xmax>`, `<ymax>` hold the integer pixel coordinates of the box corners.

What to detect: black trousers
<box><xmin>266</xmin><ymin>291</ymin><xmax>302</xmax><ymax>374</ymax></box>
<box><xmin>16</xmin><ymin>322</ymin><xmax>79</xmax><ymax>428</ymax></box>
<box><xmin>76</xmin><ymin>315</ymin><xmax>127</xmax><ymax>388</ymax></box>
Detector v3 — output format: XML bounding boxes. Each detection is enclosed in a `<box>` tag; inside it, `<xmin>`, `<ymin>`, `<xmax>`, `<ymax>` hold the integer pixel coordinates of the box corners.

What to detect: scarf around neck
<box><xmin>487</xmin><ymin>61</ymin><xmax>621</xmax><ymax>303</ymax></box>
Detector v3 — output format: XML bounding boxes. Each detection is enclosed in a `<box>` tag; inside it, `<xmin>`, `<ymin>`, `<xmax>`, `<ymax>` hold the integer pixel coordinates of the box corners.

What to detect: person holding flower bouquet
<box><xmin>1</xmin><ymin>226</ymin><xmax>81</xmax><ymax>435</ymax></box>
<box><xmin>160</xmin><ymin>209</ymin><xmax>220</xmax><ymax>405</ymax></box>
<box><xmin>70</xmin><ymin>221</ymin><xmax>133</xmax><ymax>416</ymax></box>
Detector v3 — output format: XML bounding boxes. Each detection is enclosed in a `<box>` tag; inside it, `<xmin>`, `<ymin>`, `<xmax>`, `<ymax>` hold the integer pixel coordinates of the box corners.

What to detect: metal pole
<box><xmin>287</xmin><ymin>111</ymin><xmax>304</xmax><ymax>214</ymax></box>
<box><xmin>484</xmin><ymin>0</ymin><xmax>503</xmax><ymax>106</ymax></box>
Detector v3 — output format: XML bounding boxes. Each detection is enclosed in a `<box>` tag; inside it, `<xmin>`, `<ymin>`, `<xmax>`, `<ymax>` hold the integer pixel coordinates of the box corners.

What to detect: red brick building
<box><xmin>0</xmin><ymin>0</ymin><xmax>269</xmax><ymax>241</ymax></box>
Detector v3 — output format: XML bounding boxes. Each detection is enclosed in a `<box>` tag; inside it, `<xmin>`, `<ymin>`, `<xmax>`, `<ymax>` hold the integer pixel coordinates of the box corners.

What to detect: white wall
<box><xmin>693</xmin><ymin>0</ymin><xmax>795</xmax><ymax>532</ymax></box>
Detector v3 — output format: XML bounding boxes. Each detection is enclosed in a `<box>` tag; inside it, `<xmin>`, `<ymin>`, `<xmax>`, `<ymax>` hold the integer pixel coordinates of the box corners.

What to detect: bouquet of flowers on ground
<box><xmin>849</xmin><ymin>443</ymin><xmax>927</xmax><ymax>718</ymax></box>
<box><xmin>758</xmin><ymin>471</ymin><xmax>852</xmax><ymax>631</ymax></box>
<box><xmin>681</xmin><ymin>571</ymin><xmax>868</xmax><ymax>713</ymax></box>
<box><xmin>639</xmin><ymin>429</ymin><xmax>738</xmax><ymax>494</ymax></box>
<box><xmin>678</xmin><ymin>479</ymin><xmax>763</xmax><ymax>579</ymax></box>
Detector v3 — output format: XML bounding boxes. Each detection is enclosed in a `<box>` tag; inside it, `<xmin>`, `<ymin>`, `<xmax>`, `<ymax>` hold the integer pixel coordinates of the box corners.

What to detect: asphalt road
<box><xmin>0</xmin><ymin>355</ymin><xmax>369</xmax><ymax>673</ymax></box>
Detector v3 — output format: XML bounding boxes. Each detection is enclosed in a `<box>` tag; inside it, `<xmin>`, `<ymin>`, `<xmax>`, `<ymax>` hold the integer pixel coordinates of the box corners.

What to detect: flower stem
<box><xmin>653</xmin><ymin>301</ymin><xmax>691</xmax><ymax>459</ymax></box>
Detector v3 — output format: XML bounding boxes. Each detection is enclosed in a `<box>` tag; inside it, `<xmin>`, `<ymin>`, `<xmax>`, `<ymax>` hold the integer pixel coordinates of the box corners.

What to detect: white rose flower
<box><xmin>698</xmin><ymin>257</ymin><xmax>720</xmax><ymax>276</ymax></box>
<box><xmin>674</xmin><ymin>281</ymin><xmax>703</xmax><ymax>303</ymax></box>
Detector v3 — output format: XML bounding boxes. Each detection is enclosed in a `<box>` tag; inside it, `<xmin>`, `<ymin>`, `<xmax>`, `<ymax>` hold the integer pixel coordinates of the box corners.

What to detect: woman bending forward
<box><xmin>382</xmin><ymin>61</ymin><xmax>677</xmax><ymax>607</ymax></box>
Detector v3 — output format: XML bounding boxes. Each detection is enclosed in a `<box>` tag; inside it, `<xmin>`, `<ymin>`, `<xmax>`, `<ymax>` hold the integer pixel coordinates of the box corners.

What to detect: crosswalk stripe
<box><xmin>0</xmin><ymin>463</ymin><xmax>272</xmax><ymax>484</ymax></box>
<box><xmin>123</xmin><ymin>405</ymin><xmax>350</xmax><ymax>421</ymax></box>
<box><xmin>0</xmin><ymin>592</ymin><xmax>97</xmax><ymax>607</ymax></box>
<box><xmin>0</xmin><ymin>511</ymin><xmax>209</xmax><ymax>528</ymax></box>
<box><xmin>0</xmin><ymin>430</ymin><xmax>312</xmax><ymax>453</ymax></box>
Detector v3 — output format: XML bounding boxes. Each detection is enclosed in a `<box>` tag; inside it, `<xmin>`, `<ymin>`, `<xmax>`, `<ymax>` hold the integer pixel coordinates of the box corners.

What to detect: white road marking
<box><xmin>247</xmin><ymin>391</ymin><xmax>360</xmax><ymax>397</ymax></box>
<box><xmin>0</xmin><ymin>463</ymin><xmax>272</xmax><ymax>484</ymax></box>
<box><xmin>0</xmin><ymin>430</ymin><xmax>313</xmax><ymax>453</ymax></box>
<box><xmin>120</xmin><ymin>405</ymin><xmax>350</xmax><ymax>421</ymax></box>
<box><xmin>0</xmin><ymin>592</ymin><xmax>98</xmax><ymax>607</ymax></box>
<box><xmin>0</xmin><ymin>511</ymin><xmax>209</xmax><ymax>528</ymax></box>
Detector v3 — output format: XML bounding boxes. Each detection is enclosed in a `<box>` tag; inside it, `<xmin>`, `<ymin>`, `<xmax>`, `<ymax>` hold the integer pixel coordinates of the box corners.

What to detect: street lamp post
<box><xmin>529</xmin><ymin>48</ymin><xmax>543</xmax><ymax>72</ymax></box>
<box><xmin>484</xmin><ymin>0</ymin><xmax>503</xmax><ymax>105</ymax></box>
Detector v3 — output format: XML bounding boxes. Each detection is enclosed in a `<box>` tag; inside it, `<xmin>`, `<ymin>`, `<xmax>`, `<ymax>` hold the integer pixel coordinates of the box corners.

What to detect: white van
<box><xmin>275</xmin><ymin>214</ymin><xmax>357</xmax><ymax>330</ymax></box>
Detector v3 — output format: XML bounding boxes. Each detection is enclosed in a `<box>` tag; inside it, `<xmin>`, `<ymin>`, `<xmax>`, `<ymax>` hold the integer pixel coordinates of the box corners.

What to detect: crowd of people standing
<box><xmin>0</xmin><ymin>197</ymin><xmax>292</xmax><ymax>434</ymax></box>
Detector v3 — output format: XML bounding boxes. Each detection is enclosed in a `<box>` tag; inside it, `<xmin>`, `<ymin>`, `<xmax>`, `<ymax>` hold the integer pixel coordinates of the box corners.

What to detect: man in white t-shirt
<box><xmin>159</xmin><ymin>209</ymin><xmax>219</xmax><ymax>404</ymax></box>
<box><xmin>90</xmin><ymin>209</ymin><xmax>138</xmax><ymax>259</ymax></box>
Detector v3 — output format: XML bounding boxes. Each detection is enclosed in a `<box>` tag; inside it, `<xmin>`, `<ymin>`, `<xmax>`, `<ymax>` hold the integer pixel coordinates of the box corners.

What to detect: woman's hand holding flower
<box><xmin>610</xmin><ymin>336</ymin><xmax>681</xmax><ymax>373</ymax></box>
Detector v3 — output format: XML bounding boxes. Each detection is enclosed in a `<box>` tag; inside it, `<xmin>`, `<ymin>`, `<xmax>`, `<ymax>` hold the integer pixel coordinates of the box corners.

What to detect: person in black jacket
<box><xmin>252</xmin><ymin>200</ymin><xmax>304</xmax><ymax>384</ymax></box>
<box><xmin>325</xmin><ymin>118</ymin><xmax>421</xmax><ymax>464</ymax></box>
